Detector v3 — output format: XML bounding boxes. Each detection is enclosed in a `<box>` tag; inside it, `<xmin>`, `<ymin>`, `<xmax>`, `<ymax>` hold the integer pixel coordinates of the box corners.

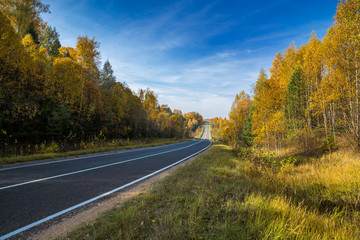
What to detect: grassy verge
<box><xmin>0</xmin><ymin>139</ymin><xmax>190</xmax><ymax>165</ymax></box>
<box><xmin>66</xmin><ymin>142</ymin><xmax>360</xmax><ymax>239</ymax></box>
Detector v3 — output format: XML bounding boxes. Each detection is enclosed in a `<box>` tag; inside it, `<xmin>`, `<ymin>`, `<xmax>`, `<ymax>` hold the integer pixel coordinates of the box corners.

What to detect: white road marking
<box><xmin>0</xmin><ymin>141</ymin><xmax>194</xmax><ymax>172</ymax></box>
<box><xmin>0</xmin><ymin>141</ymin><xmax>212</xmax><ymax>240</ymax></box>
<box><xmin>0</xmin><ymin>141</ymin><xmax>203</xmax><ymax>190</ymax></box>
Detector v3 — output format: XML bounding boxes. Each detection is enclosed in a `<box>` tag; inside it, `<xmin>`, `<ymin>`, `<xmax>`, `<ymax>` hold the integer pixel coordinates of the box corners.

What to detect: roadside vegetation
<box><xmin>211</xmin><ymin>0</ymin><xmax>360</xmax><ymax>154</ymax></box>
<box><xmin>0</xmin><ymin>138</ymin><xmax>191</xmax><ymax>165</ymax></box>
<box><xmin>66</xmin><ymin>142</ymin><xmax>360</xmax><ymax>239</ymax></box>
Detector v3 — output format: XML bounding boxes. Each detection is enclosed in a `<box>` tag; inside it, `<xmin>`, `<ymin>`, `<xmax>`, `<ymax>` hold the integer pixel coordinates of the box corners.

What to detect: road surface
<box><xmin>0</xmin><ymin>124</ymin><xmax>211</xmax><ymax>239</ymax></box>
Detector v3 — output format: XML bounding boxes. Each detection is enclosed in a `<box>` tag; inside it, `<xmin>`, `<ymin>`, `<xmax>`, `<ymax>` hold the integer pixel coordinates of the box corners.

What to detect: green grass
<box><xmin>66</xmin><ymin>143</ymin><xmax>360</xmax><ymax>239</ymax></box>
<box><xmin>0</xmin><ymin>139</ymin><xmax>190</xmax><ymax>165</ymax></box>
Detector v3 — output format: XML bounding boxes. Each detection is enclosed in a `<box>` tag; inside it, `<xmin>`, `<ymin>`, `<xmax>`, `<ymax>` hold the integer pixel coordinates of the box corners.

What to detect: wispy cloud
<box><xmin>42</xmin><ymin>0</ymin><xmax>337</xmax><ymax>118</ymax></box>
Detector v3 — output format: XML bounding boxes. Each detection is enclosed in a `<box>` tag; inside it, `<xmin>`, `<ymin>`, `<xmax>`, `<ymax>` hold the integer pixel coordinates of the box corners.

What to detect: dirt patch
<box><xmin>30</xmin><ymin>149</ymin><xmax>208</xmax><ymax>240</ymax></box>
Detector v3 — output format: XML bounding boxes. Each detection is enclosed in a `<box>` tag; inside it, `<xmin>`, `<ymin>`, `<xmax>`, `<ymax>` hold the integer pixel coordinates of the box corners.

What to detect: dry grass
<box><xmin>65</xmin><ymin>143</ymin><xmax>360</xmax><ymax>239</ymax></box>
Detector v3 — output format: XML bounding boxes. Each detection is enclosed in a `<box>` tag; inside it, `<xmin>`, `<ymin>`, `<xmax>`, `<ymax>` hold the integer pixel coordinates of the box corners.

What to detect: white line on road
<box><xmin>0</xmin><ymin>140</ymin><xmax>194</xmax><ymax>172</ymax></box>
<box><xmin>0</xmin><ymin>141</ymin><xmax>212</xmax><ymax>240</ymax></box>
<box><xmin>0</xmin><ymin>140</ymin><xmax>204</xmax><ymax>190</ymax></box>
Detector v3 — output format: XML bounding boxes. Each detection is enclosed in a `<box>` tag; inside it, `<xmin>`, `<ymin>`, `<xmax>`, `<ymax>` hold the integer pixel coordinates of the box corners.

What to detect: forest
<box><xmin>0</xmin><ymin>1</ymin><xmax>203</xmax><ymax>157</ymax></box>
<box><xmin>212</xmin><ymin>0</ymin><xmax>360</xmax><ymax>154</ymax></box>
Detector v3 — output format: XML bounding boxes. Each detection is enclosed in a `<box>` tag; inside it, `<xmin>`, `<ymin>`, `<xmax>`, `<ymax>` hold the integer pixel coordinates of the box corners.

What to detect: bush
<box><xmin>321</xmin><ymin>134</ymin><xmax>338</xmax><ymax>153</ymax></box>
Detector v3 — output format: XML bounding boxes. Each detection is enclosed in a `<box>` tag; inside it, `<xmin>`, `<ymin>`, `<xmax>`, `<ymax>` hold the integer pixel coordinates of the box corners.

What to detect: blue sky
<box><xmin>41</xmin><ymin>0</ymin><xmax>339</xmax><ymax>118</ymax></box>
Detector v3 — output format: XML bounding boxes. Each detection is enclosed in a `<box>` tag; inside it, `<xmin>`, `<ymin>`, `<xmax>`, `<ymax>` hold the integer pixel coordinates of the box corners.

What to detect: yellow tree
<box><xmin>302</xmin><ymin>31</ymin><xmax>324</xmax><ymax>131</ymax></box>
<box><xmin>0</xmin><ymin>0</ymin><xmax>50</xmax><ymax>41</ymax></box>
<box><xmin>0</xmin><ymin>10</ymin><xmax>43</xmax><ymax>141</ymax></box>
<box><xmin>74</xmin><ymin>36</ymin><xmax>101</xmax><ymax>113</ymax></box>
<box><xmin>252</xmin><ymin>55</ymin><xmax>288</xmax><ymax>153</ymax></box>
<box><xmin>279</xmin><ymin>43</ymin><xmax>300</xmax><ymax>95</ymax></box>
<box><xmin>48</xmin><ymin>58</ymin><xmax>83</xmax><ymax>114</ymax></box>
<box><xmin>142</xmin><ymin>89</ymin><xmax>159</xmax><ymax>138</ymax></box>
<box><xmin>227</xmin><ymin>91</ymin><xmax>251</xmax><ymax>146</ymax></box>
<box><xmin>332</xmin><ymin>0</ymin><xmax>360</xmax><ymax>149</ymax></box>
<box><xmin>310</xmin><ymin>0</ymin><xmax>360</xmax><ymax>149</ymax></box>
<box><xmin>252</xmin><ymin>69</ymin><xmax>270</xmax><ymax>145</ymax></box>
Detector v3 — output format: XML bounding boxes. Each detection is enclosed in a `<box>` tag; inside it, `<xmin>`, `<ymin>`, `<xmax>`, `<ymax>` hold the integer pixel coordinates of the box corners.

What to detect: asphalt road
<box><xmin>0</xmin><ymin>124</ymin><xmax>212</xmax><ymax>239</ymax></box>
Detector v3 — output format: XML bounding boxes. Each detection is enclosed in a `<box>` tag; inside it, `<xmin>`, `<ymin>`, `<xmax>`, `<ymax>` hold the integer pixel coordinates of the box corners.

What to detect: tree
<box><xmin>252</xmin><ymin>69</ymin><xmax>271</xmax><ymax>145</ymax></box>
<box><xmin>302</xmin><ymin>31</ymin><xmax>323</xmax><ymax>131</ymax></box>
<box><xmin>75</xmin><ymin>36</ymin><xmax>100</xmax><ymax>77</ymax></box>
<box><xmin>48</xmin><ymin>57</ymin><xmax>83</xmax><ymax>114</ymax></box>
<box><xmin>241</xmin><ymin>106</ymin><xmax>254</xmax><ymax>147</ymax></box>
<box><xmin>143</xmin><ymin>89</ymin><xmax>159</xmax><ymax>138</ymax></box>
<box><xmin>285</xmin><ymin>67</ymin><xmax>306</xmax><ymax>132</ymax></box>
<box><xmin>227</xmin><ymin>91</ymin><xmax>251</xmax><ymax>146</ymax></box>
<box><xmin>99</xmin><ymin>60</ymin><xmax>116</xmax><ymax>90</ymax></box>
<box><xmin>0</xmin><ymin>10</ymin><xmax>44</xmax><ymax>142</ymax></box>
<box><xmin>69</xmin><ymin>36</ymin><xmax>103</xmax><ymax>119</ymax></box>
<box><xmin>0</xmin><ymin>0</ymin><xmax>50</xmax><ymax>41</ymax></box>
<box><xmin>40</xmin><ymin>25</ymin><xmax>61</xmax><ymax>57</ymax></box>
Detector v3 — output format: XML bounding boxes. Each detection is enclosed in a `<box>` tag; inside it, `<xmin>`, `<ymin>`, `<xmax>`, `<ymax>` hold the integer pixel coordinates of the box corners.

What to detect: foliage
<box><xmin>40</xmin><ymin>25</ymin><xmax>61</xmax><ymax>57</ymax></box>
<box><xmin>246</xmin><ymin>0</ymin><xmax>360</xmax><ymax>152</ymax></box>
<box><xmin>0</xmin><ymin>2</ymin><xmax>203</xmax><ymax>157</ymax></box>
<box><xmin>99</xmin><ymin>60</ymin><xmax>116</xmax><ymax>90</ymax></box>
<box><xmin>0</xmin><ymin>0</ymin><xmax>50</xmax><ymax>41</ymax></box>
<box><xmin>285</xmin><ymin>67</ymin><xmax>305</xmax><ymax>132</ymax></box>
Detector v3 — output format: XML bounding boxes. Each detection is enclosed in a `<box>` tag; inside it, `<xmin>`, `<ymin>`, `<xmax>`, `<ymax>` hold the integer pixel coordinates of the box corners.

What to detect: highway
<box><xmin>0</xmin><ymin>124</ymin><xmax>212</xmax><ymax>239</ymax></box>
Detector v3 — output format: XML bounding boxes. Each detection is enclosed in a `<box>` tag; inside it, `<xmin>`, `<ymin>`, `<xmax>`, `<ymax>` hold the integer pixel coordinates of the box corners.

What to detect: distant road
<box><xmin>201</xmin><ymin>121</ymin><xmax>211</xmax><ymax>140</ymax></box>
<box><xmin>0</xmin><ymin>125</ymin><xmax>212</xmax><ymax>239</ymax></box>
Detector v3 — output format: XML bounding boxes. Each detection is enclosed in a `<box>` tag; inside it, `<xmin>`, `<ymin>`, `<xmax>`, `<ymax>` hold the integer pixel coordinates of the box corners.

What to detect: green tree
<box><xmin>285</xmin><ymin>67</ymin><xmax>305</xmax><ymax>132</ymax></box>
<box><xmin>99</xmin><ymin>60</ymin><xmax>116</xmax><ymax>90</ymax></box>
<box><xmin>241</xmin><ymin>105</ymin><xmax>255</xmax><ymax>147</ymax></box>
<box><xmin>40</xmin><ymin>25</ymin><xmax>61</xmax><ymax>57</ymax></box>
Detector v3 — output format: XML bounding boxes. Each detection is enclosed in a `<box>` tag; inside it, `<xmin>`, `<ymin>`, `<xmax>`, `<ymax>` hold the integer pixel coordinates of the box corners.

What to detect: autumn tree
<box><xmin>0</xmin><ymin>10</ymin><xmax>43</xmax><ymax>142</ymax></box>
<box><xmin>143</xmin><ymin>89</ymin><xmax>159</xmax><ymax>138</ymax></box>
<box><xmin>226</xmin><ymin>91</ymin><xmax>251</xmax><ymax>147</ymax></box>
<box><xmin>0</xmin><ymin>1</ymin><xmax>207</xmax><ymax>154</ymax></box>
<box><xmin>0</xmin><ymin>0</ymin><xmax>50</xmax><ymax>41</ymax></box>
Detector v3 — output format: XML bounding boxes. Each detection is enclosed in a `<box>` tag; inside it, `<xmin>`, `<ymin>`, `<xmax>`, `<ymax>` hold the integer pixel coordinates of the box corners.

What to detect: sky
<box><xmin>41</xmin><ymin>0</ymin><xmax>339</xmax><ymax>119</ymax></box>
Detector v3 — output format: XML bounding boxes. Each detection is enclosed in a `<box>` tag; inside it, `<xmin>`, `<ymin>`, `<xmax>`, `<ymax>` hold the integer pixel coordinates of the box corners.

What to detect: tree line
<box><xmin>0</xmin><ymin>0</ymin><xmax>203</xmax><ymax>156</ymax></box>
<box><xmin>212</xmin><ymin>0</ymin><xmax>360</xmax><ymax>153</ymax></box>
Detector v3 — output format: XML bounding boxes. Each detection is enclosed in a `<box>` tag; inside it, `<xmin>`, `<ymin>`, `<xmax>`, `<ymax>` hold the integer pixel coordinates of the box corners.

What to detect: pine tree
<box><xmin>241</xmin><ymin>105</ymin><xmax>255</xmax><ymax>147</ymax></box>
<box><xmin>99</xmin><ymin>60</ymin><xmax>116</xmax><ymax>90</ymax></box>
<box><xmin>40</xmin><ymin>26</ymin><xmax>61</xmax><ymax>57</ymax></box>
<box><xmin>285</xmin><ymin>67</ymin><xmax>305</xmax><ymax>132</ymax></box>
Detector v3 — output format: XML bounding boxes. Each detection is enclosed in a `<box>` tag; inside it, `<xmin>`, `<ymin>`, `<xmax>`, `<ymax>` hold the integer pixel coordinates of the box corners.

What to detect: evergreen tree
<box><xmin>241</xmin><ymin>105</ymin><xmax>255</xmax><ymax>147</ymax></box>
<box><xmin>40</xmin><ymin>26</ymin><xmax>61</xmax><ymax>57</ymax></box>
<box><xmin>285</xmin><ymin>67</ymin><xmax>305</xmax><ymax>132</ymax></box>
<box><xmin>99</xmin><ymin>60</ymin><xmax>116</xmax><ymax>90</ymax></box>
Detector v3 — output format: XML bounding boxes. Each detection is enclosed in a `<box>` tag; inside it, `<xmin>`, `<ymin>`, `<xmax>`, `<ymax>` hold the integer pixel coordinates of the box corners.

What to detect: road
<box><xmin>0</xmin><ymin>124</ymin><xmax>212</xmax><ymax>239</ymax></box>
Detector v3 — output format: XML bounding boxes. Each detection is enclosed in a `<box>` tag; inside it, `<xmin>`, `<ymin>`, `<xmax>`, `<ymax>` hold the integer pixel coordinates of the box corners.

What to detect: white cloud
<box><xmin>42</xmin><ymin>0</ymin><xmax>333</xmax><ymax>119</ymax></box>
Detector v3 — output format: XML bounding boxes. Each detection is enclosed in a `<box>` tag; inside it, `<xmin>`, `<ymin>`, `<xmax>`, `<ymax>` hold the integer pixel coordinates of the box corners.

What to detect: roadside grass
<box><xmin>0</xmin><ymin>138</ymin><xmax>190</xmax><ymax>165</ymax></box>
<box><xmin>66</xmin><ymin>142</ymin><xmax>360</xmax><ymax>239</ymax></box>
